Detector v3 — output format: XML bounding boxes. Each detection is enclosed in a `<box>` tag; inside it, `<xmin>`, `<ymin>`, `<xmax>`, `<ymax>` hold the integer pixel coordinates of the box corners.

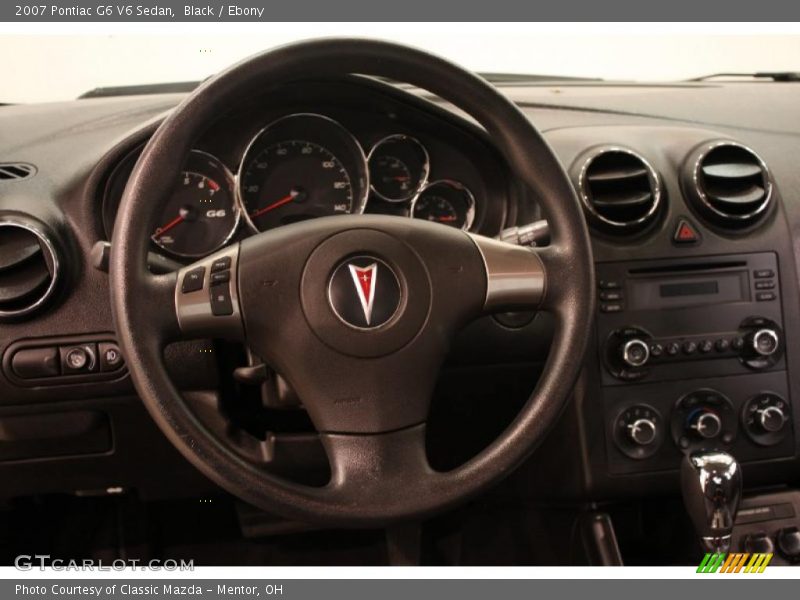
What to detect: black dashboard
<box><xmin>0</xmin><ymin>75</ymin><xmax>799</xmax><ymax>510</ymax></box>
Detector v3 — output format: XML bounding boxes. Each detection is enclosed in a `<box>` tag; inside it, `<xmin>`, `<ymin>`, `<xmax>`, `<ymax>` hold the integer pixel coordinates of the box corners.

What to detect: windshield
<box><xmin>1</xmin><ymin>28</ymin><xmax>799</xmax><ymax>103</ymax></box>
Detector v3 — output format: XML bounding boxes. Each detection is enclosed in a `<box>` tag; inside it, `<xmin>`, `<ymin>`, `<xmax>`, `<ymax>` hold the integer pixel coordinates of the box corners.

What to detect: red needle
<box><xmin>154</xmin><ymin>214</ymin><xmax>185</xmax><ymax>237</ymax></box>
<box><xmin>250</xmin><ymin>193</ymin><xmax>296</xmax><ymax>219</ymax></box>
<box><xmin>438</xmin><ymin>215</ymin><xmax>458</xmax><ymax>222</ymax></box>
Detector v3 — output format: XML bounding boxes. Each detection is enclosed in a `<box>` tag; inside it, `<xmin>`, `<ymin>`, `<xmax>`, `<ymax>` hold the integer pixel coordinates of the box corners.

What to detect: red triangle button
<box><xmin>673</xmin><ymin>219</ymin><xmax>700</xmax><ymax>244</ymax></box>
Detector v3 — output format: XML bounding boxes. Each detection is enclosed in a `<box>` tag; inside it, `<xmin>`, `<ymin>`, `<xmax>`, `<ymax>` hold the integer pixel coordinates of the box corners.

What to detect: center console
<box><xmin>596</xmin><ymin>252</ymin><xmax>794</xmax><ymax>475</ymax></box>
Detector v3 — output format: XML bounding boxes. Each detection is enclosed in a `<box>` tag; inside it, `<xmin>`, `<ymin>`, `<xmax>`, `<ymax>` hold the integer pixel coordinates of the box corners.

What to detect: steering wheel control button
<box><xmin>210</xmin><ymin>270</ymin><xmax>231</xmax><ymax>285</ymax></box>
<box><xmin>99</xmin><ymin>343</ymin><xmax>124</xmax><ymax>372</ymax></box>
<box><xmin>60</xmin><ymin>344</ymin><xmax>97</xmax><ymax>374</ymax></box>
<box><xmin>11</xmin><ymin>347</ymin><xmax>60</xmax><ymax>379</ymax></box>
<box><xmin>210</xmin><ymin>283</ymin><xmax>234</xmax><ymax>316</ymax></box>
<box><xmin>328</xmin><ymin>256</ymin><xmax>401</xmax><ymax>329</ymax></box>
<box><xmin>175</xmin><ymin>246</ymin><xmax>243</xmax><ymax>339</ymax></box>
<box><xmin>672</xmin><ymin>218</ymin><xmax>700</xmax><ymax>245</ymax></box>
<box><xmin>181</xmin><ymin>267</ymin><xmax>205</xmax><ymax>293</ymax></box>
<box><xmin>210</xmin><ymin>256</ymin><xmax>232</xmax><ymax>273</ymax></box>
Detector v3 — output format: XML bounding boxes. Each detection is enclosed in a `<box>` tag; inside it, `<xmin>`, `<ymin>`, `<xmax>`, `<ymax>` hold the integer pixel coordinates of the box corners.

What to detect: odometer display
<box><xmin>238</xmin><ymin>114</ymin><xmax>369</xmax><ymax>233</ymax></box>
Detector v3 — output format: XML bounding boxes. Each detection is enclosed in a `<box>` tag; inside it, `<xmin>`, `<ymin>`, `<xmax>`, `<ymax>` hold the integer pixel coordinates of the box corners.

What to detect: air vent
<box><xmin>0</xmin><ymin>163</ymin><xmax>36</xmax><ymax>181</ymax></box>
<box><xmin>687</xmin><ymin>142</ymin><xmax>772</xmax><ymax>229</ymax></box>
<box><xmin>0</xmin><ymin>220</ymin><xmax>59</xmax><ymax>319</ymax></box>
<box><xmin>577</xmin><ymin>147</ymin><xmax>662</xmax><ymax>234</ymax></box>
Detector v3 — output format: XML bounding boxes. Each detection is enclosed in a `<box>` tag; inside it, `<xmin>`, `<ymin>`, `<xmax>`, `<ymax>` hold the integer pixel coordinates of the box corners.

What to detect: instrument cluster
<box><xmin>103</xmin><ymin>112</ymin><xmax>483</xmax><ymax>260</ymax></box>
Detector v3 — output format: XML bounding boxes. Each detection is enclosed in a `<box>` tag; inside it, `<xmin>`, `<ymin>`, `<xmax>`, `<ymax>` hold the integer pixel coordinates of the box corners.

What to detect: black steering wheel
<box><xmin>110</xmin><ymin>39</ymin><xmax>594</xmax><ymax>527</ymax></box>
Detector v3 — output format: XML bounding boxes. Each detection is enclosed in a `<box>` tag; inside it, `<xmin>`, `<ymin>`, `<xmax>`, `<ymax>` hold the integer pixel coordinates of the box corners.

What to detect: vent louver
<box><xmin>0</xmin><ymin>163</ymin><xmax>36</xmax><ymax>181</ymax></box>
<box><xmin>577</xmin><ymin>147</ymin><xmax>662</xmax><ymax>234</ymax></box>
<box><xmin>0</xmin><ymin>220</ymin><xmax>59</xmax><ymax>319</ymax></box>
<box><xmin>688</xmin><ymin>142</ymin><xmax>772</xmax><ymax>229</ymax></box>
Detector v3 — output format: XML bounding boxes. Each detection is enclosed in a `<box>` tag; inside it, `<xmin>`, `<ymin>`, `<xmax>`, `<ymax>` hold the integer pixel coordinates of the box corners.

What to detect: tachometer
<box><xmin>151</xmin><ymin>153</ymin><xmax>238</xmax><ymax>257</ymax></box>
<box><xmin>411</xmin><ymin>180</ymin><xmax>476</xmax><ymax>230</ymax></box>
<box><xmin>238</xmin><ymin>114</ymin><xmax>369</xmax><ymax>232</ymax></box>
<box><xmin>104</xmin><ymin>149</ymin><xmax>239</xmax><ymax>259</ymax></box>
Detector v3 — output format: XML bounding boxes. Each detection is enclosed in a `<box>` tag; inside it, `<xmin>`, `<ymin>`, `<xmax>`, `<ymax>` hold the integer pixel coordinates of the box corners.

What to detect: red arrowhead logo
<box><xmin>348</xmin><ymin>263</ymin><xmax>378</xmax><ymax>325</ymax></box>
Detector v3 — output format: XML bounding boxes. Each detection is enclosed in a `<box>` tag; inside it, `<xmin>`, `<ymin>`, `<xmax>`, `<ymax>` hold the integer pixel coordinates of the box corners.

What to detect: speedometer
<box><xmin>238</xmin><ymin>114</ymin><xmax>369</xmax><ymax>232</ymax></box>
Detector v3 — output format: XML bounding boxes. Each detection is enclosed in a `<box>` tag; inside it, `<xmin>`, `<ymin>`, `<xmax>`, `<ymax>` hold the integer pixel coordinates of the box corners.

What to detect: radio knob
<box><xmin>621</xmin><ymin>338</ymin><xmax>650</xmax><ymax>368</ymax></box>
<box><xmin>757</xmin><ymin>405</ymin><xmax>786</xmax><ymax>433</ymax></box>
<box><xmin>751</xmin><ymin>328</ymin><xmax>779</xmax><ymax>357</ymax></box>
<box><xmin>627</xmin><ymin>418</ymin><xmax>657</xmax><ymax>446</ymax></box>
<box><xmin>690</xmin><ymin>411</ymin><xmax>722</xmax><ymax>439</ymax></box>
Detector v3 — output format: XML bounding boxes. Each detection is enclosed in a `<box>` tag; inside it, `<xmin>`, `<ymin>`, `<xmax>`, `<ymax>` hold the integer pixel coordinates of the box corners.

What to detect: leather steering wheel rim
<box><xmin>110</xmin><ymin>39</ymin><xmax>594</xmax><ymax>527</ymax></box>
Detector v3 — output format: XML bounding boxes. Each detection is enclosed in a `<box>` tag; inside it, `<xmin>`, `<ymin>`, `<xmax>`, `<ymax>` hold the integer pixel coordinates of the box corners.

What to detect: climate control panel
<box><xmin>603</xmin><ymin>372</ymin><xmax>794</xmax><ymax>475</ymax></box>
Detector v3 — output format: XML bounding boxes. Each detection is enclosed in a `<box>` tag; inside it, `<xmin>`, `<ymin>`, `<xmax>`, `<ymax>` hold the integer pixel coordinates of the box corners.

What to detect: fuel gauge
<box><xmin>411</xmin><ymin>180</ymin><xmax>476</xmax><ymax>230</ymax></box>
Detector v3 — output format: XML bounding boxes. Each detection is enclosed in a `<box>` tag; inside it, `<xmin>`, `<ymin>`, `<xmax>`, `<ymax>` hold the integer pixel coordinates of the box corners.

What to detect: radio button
<box><xmin>650</xmin><ymin>343</ymin><xmax>664</xmax><ymax>358</ymax></box>
<box><xmin>598</xmin><ymin>280</ymin><xmax>621</xmax><ymax>290</ymax></box>
<box><xmin>682</xmin><ymin>340</ymin><xmax>698</xmax><ymax>355</ymax></box>
<box><xmin>756</xmin><ymin>292</ymin><xmax>776</xmax><ymax>302</ymax></box>
<box><xmin>699</xmin><ymin>340</ymin><xmax>714</xmax><ymax>353</ymax></box>
<box><xmin>666</xmin><ymin>342</ymin><xmax>680</xmax><ymax>356</ymax></box>
<box><xmin>755</xmin><ymin>280</ymin><xmax>775</xmax><ymax>290</ymax></box>
<box><xmin>754</xmin><ymin>269</ymin><xmax>775</xmax><ymax>279</ymax></box>
<box><xmin>600</xmin><ymin>303</ymin><xmax>622</xmax><ymax>313</ymax></box>
<box><xmin>732</xmin><ymin>337</ymin><xmax>745</xmax><ymax>351</ymax></box>
<box><xmin>715</xmin><ymin>338</ymin><xmax>731</xmax><ymax>352</ymax></box>
<box><xmin>600</xmin><ymin>290</ymin><xmax>622</xmax><ymax>301</ymax></box>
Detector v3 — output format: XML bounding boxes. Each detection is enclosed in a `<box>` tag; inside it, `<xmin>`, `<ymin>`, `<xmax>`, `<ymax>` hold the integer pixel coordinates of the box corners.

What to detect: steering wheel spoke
<box><xmin>321</xmin><ymin>424</ymin><xmax>436</xmax><ymax>507</ymax></box>
<box><xmin>173</xmin><ymin>243</ymin><xmax>245</xmax><ymax>342</ymax></box>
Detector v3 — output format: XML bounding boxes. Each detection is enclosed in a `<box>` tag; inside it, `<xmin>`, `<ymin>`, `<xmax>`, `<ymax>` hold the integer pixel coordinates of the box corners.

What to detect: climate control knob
<box><xmin>628</xmin><ymin>418</ymin><xmax>657</xmax><ymax>446</ymax></box>
<box><xmin>690</xmin><ymin>410</ymin><xmax>723</xmax><ymax>439</ymax></box>
<box><xmin>757</xmin><ymin>405</ymin><xmax>786</xmax><ymax>433</ymax></box>
<box><xmin>621</xmin><ymin>339</ymin><xmax>650</xmax><ymax>368</ymax></box>
<box><xmin>742</xmin><ymin>393</ymin><xmax>789</xmax><ymax>446</ymax></box>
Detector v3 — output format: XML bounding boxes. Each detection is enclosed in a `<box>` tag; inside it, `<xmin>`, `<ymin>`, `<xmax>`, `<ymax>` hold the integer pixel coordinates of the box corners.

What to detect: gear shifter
<box><xmin>681</xmin><ymin>451</ymin><xmax>742</xmax><ymax>553</ymax></box>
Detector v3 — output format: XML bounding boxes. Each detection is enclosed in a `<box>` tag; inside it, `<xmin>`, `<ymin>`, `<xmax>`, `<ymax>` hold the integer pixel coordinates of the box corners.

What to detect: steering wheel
<box><xmin>110</xmin><ymin>39</ymin><xmax>594</xmax><ymax>527</ymax></box>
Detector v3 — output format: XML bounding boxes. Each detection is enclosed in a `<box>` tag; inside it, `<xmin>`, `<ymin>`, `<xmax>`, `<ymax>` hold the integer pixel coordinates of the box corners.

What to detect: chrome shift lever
<box><xmin>681</xmin><ymin>451</ymin><xmax>742</xmax><ymax>553</ymax></box>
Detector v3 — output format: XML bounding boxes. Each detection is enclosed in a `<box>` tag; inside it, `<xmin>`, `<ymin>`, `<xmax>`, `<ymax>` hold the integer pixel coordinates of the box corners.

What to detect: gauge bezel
<box><xmin>409</xmin><ymin>179</ymin><xmax>476</xmax><ymax>231</ymax></box>
<box><xmin>103</xmin><ymin>147</ymin><xmax>240</xmax><ymax>259</ymax></box>
<box><xmin>367</xmin><ymin>134</ymin><xmax>430</xmax><ymax>203</ymax></box>
<box><xmin>236</xmin><ymin>113</ymin><xmax>370</xmax><ymax>234</ymax></box>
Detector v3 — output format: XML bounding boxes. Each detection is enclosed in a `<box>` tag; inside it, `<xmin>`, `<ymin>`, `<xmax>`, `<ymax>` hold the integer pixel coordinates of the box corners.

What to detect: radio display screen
<box><xmin>628</xmin><ymin>270</ymin><xmax>748</xmax><ymax>310</ymax></box>
<box><xmin>659</xmin><ymin>280</ymin><xmax>719</xmax><ymax>298</ymax></box>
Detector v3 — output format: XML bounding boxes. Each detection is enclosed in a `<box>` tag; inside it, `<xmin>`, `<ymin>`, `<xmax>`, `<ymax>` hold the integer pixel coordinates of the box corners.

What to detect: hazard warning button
<box><xmin>673</xmin><ymin>218</ymin><xmax>700</xmax><ymax>245</ymax></box>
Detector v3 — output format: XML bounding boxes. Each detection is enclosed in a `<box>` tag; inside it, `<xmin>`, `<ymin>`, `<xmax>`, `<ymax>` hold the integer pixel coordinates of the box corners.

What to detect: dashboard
<box><xmin>0</xmin><ymin>74</ymin><xmax>799</xmax><ymax>511</ymax></box>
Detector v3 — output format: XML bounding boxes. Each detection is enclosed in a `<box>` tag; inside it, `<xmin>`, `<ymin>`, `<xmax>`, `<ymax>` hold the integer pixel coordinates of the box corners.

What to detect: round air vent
<box><xmin>686</xmin><ymin>141</ymin><xmax>772</xmax><ymax>229</ymax></box>
<box><xmin>0</xmin><ymin>219</ymin><xmax>60</xmax><ymax>319</ymax></box>
<box><xmin>576</xmin><ymin>147</ymin><xmax>662</xmax><ymax>234</ymax></box>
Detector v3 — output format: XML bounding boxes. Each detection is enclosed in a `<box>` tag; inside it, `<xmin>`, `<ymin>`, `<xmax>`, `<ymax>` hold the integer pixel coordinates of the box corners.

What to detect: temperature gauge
<box><xmin>368</xmin><ymin>135</ymin><xmax>429</xmax><ymax>203</ymax></box>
